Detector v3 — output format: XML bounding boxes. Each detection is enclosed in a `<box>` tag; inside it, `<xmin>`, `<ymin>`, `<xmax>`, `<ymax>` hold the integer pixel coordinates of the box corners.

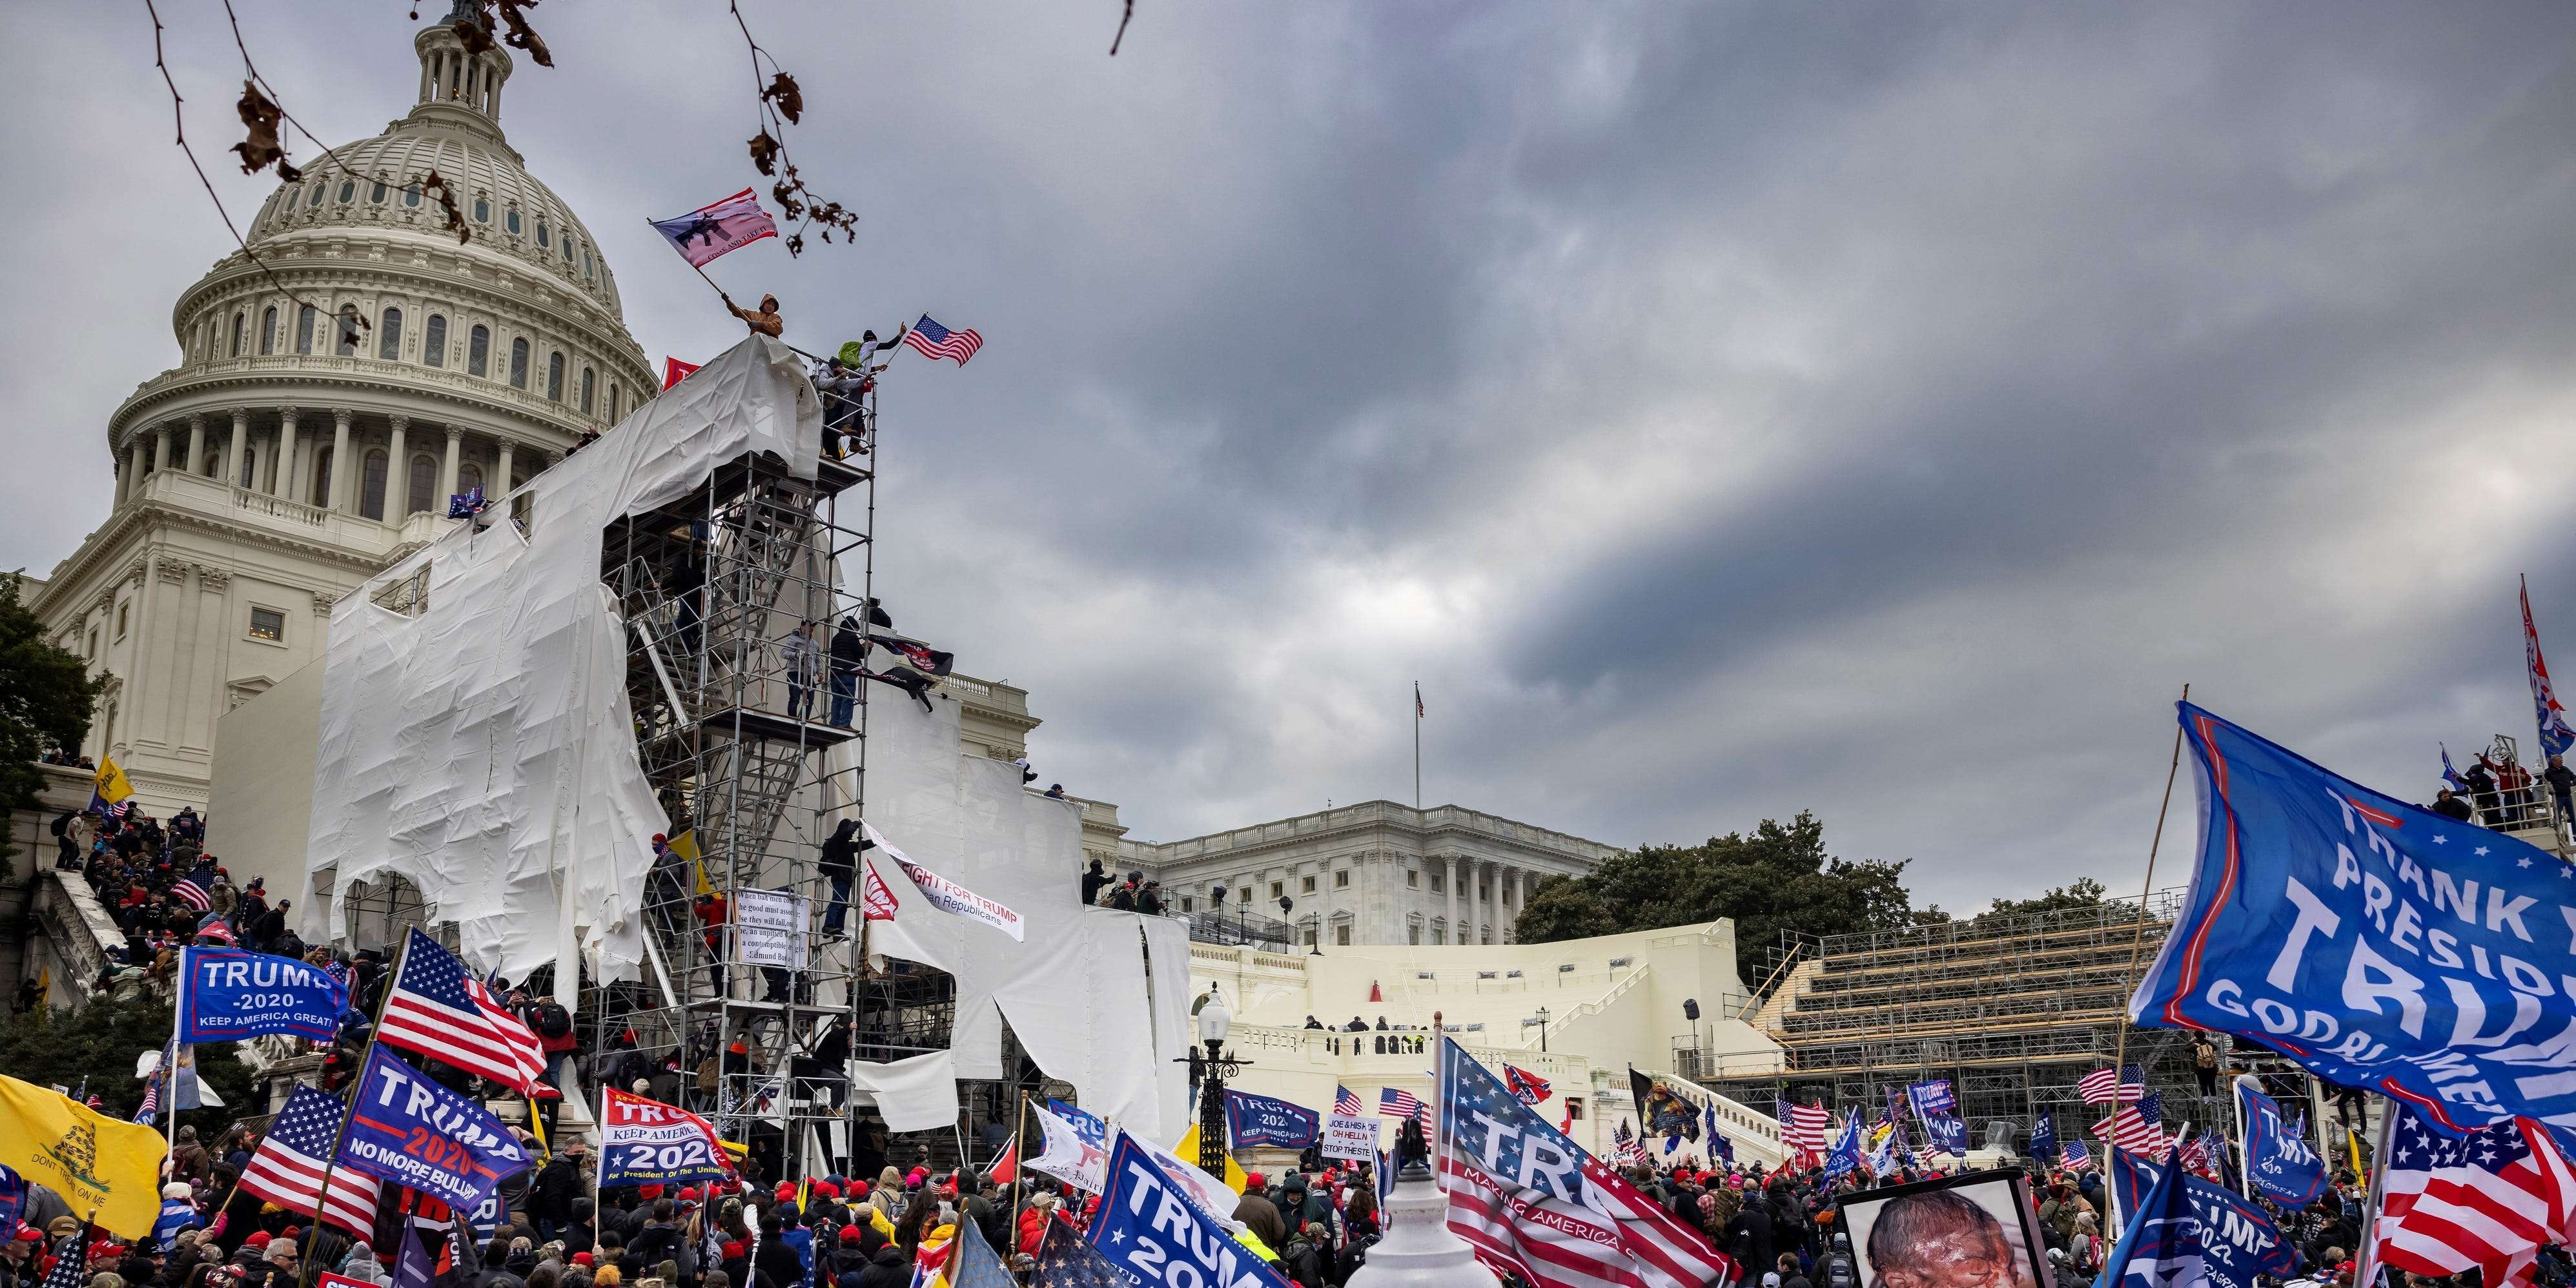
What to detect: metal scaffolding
<box><xmin>1704</xmin><ymin>889</ymin><xmax>2242</xmax><ymax>1144</ymax></box>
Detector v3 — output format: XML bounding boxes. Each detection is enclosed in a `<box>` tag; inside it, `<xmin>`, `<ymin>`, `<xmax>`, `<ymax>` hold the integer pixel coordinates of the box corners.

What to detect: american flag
<box><xmin>2061</xmin><ymin>1138</ymin><xmax>2090</xmax><ymax>1170</ymax></box>
<box><xmin>2176</xmin><ymin>1129</ymin><xmax>2219</xmax><ymax>1181</ymax></box>
<box><xmin>1776</xmin><ymin>1098</ymin><xmax>1830</xmax><ymax>1162</ymax></box>
<box><xmin>1033</xmin><ymin>1214</ymin><xmax>1125</xmax><ymax>1287</ymax></box>
<box><xmin>2094</xmin><ymin>1092</ymin><xmax>2167</xmax><ymax>1156</ymax></box>
<box><xmin>169</xmin><ymin>879</ymin><xmax>210</xmax><ymax>911</ymax></box>
<box><xmin>379</xmin><ymin>928</ymin><xmax>545</xmax><ymax>1093</ymax></box>
<box><xmin>132</xmin><ymin>1068</ymin><xmax>158</xmax><ymax>1125</ymax></box>
<box><xmin>1438</xmin><ymin>1038</ymin><xmax>1734</xmax><ymax>1288</ymax></box>
<box><xmin>1381</xmin><ymin>1086</ymin><xmax>1427</xmax><ymax>1125</ymax></box>
<box><xmin>2078</xmin><ymin>1063</ymin><xmax>2145</xmax><ymax>1105</ymax></box>
<box><xmin>36</xmin><ymin>1222</ymin><xmax>91</xmax><ymax>1288</ymax></box>
<box><xmin>237</xmin><ymin>1085</ymin><xmax>382</xmax><ymax>1236</ymax></box>
<box><xmin>1334</xmin><ymin>1085</ymin><xmax>1363</xmax><ymax>1116</ymax></box>
<box><xmin>2375</xmin><ymin>1103</ymin><xmax>2576</xmax><ymax>1288</ymax></box>
<box><xmin>900</xmin><ymin>315</ymin><xmax>983</xmax><ymax>366</ymax></box>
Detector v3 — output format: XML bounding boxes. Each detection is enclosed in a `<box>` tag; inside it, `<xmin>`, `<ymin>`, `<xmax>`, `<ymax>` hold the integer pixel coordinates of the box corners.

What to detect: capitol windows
<box><xmin>335</xmin><ymin>305</ymin><xmax>362</xmax><ymax>356</ymax></box>
<box><xmin>607</xmin><ymin>383</ymin><xmax>620</xmax><ymax>422</ymax></box>
<box><xmin>547</xmin><ymin>353</ymin><xmax>565</xmax><ymax>401</ymax></box>
<box><xmin>1269</xmin><ymin>881</ymin><xmax>1285</xmax><ymax>900</ymax></box>
<box><xmin>422</xmin><ymin>314</ymin><xmax>447</xmax><ymax>367</ymax></box>
<box><xmin>1300</xmin><ymin>875</ymin><xmax>1316</xmax><ymax>894</ymax></box>
<box><xmin>116</xmin><ymin>603</ymin><xmax>128</xmax><ymax>640</ymax></box>
<box><xmin>296</xmin><ymin>305</ymin><xmax>317</xmax><ymax>354</ymax></box>
<box><xmin>307</xmin><ymin>183</ymin><xmax>324</xmax><ymax>208</ymax></box>
<box><xmin>260</xmin><ymin>306</ymin><xmax>278</xmax><ymax>355</ymax></box>
<box><xmin>458</xmin><ymin>462</ymin><xmax>484</xmax><ymax>495</ymax></box>
<box><xmin>1334</xmin><ymin>869</ymin><xmax>1350</xmax><ymax>889</ymax></box>
<box><xmin>579</xmin><ymin>367</ymin><xmax>594</xmax><ymax>413</ymax></box>
<box><xmin>337</xmin><ymin>180</ymin><xmax>356</xmax><ymax>203</ymax></box>
<box><xmin>536</xmin><ymin>221</ymin><xmax>549</xmax><ymax>249</ymax></box>
<box><xmin>229</xmin><ymin>312</ymin><xmax>246</xmax><ymax>356</ymax></box>
<box><xmin>1406</xmin><ymin>869</ymin><xmax>1419</xmax><ymax>888</ymax></box>
<box><xmin>378</xmin><ymin>308</ymin><xmax>403</xmax><ymax>360</ymax></box>
<box><xmin>582</xmin><ymin>250</ymin><xmax>593</xmax><ymax>280</ymax></box>
<box><xmin>509</xmin><ymin>338</ymin><xmax>529</xmax><ymax>389</ymax></box>
<box><xmin>360</xmin><ymin>449</ymin><xmax>389</xmax><ymax>520</ymax></box>
<box><xmin>248</xmin><ymin>608</ymin><xmax>285</xmax><ymax>643</ymax></box>
<box><xmin>473</xmin><ymin>197</ymin><xmax>489</xmax><ymax>223</ymax></box>
<box><xmin>468</xmin><ymin>324</ymin><xmax>490</xmax><ymax>376</ymax></box>
<box><xmin>506</xmin><ymin>209</ymin><xmax>521</xmax><ymax>234</ymax></box>
<box><xmin>407</xmin><ymin>456</ymin><xmax>435</xmax><ymax>513</ymax></box>
<box><xmin>371</xmin><ymin>180</ymin><xmax>389</xmax><ymax>203</ymax></box>
<box><xmin>404</xmin><ymin>182</ymin><xmax>422</xmax><ymax>207</ymax></box>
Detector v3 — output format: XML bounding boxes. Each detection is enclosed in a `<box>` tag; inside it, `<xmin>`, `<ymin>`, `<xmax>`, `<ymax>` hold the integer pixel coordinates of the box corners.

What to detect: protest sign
<box><xmin>1320</xmin><ymin>1113</ymin><xmax>1378</xmax><ymax>1164</ymax></box>
<box><xmin>733</xmin><ymin>888</ymin><xmax>808</xmax><ymax>969</ymax></box>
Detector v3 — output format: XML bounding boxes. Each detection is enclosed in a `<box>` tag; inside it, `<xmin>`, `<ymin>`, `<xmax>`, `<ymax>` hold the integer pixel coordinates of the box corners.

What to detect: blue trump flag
<box><xmin>1049</xmin><ymin>1098</ymin><xmax>1108</xmax><ymax>1149</ymax></box>
<box><xmin>2030</xmin><ymin>1111</ymin><xmax>2058</xmax><ymax>1164</ymax></box>
<box><xmin>2134</xmin><ymin>702</ymin><xmax>2576</xmax><ymax>1130</ymax></box>
<box><xmin>176</xmin><ymin>947</ymin><xmax>348</xmax><ymax>1043</ymax></box>
<box><xmin>1823</xmin><ymin>1115</ymin><xmax>1863</xmax><ymax>1180</ymax></box>
<box><xmin>1088</xmin><ymin>1130</ymin><xmax>1291</xmax><ymax>1288</ymax></box>
<box><xmin>1222</xmin><ymin>1089</ymin><xmax>1319</xmax><ymax>1150</ymax></box>
<box><xmin>2235</xmin><ymin>1081</ymin><xmax>2326</xmax><ymax>1206</ymax></box>
<box><xmin>1920</xmin><ymin>1110</ymin><xmax>1968</xmax><ymax>1156</ymax></box>
<box><xmin>2103</xmin><ymin>1148</ymin><xmax>2296</xmax><ymax>1288</ymax></box>
<box><xmin>336</xmin><ymin>1046</ymin><xmax>531</xmax><ymax>1211</ymax></box>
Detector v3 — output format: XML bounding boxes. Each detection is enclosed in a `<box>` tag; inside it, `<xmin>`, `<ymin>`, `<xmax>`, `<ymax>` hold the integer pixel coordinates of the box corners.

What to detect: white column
<box><xmin>439</xmin><ymin>426</ymin><xmax>462</xmax><ymax>502</ymax></box>
<box><xmin>272</xmin><ymin>407</ymin><xmax>299</xmax><ymax>497</ymax></box>
<box><xmin>119</xmin><ymin>440</ymin><xmax>142</xmax><ymax>505</ymax></box>
<box><xmin>1444</xmin><ymin>855</ymin><xmax>1458</xmax><ymax>946</ymax></box>
<box><xmin>227</xmin><ymin>410</ymin><xmax>249</xmax><ymax>489</ymax></box>
<box><xmin>385</xmin><ymin>416</ymin><xmax>409</xmax><ymax>518</ymax></box>
<box><xmin>151</xmin><ymin>424</ymin><xmax>172</xmax><ymax>473</ymax></box>
<box><xmin>185</xmin><ymin>414</ymin><xmax>207</xmax><ymax>475</ymax></box>
<box><xmin>496</xmin><ymin>439</ymin><xmax>515</xmax><ymax>495</ymax></box>
<box><xmin>329</xmin><ymin>407</ymin><xmax>354</xmax><ymax>511</ymax></box>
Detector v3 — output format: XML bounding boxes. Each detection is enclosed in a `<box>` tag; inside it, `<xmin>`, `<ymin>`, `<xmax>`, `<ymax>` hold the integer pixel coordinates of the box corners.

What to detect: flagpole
<box><xmin>2227</xmin><ymin>1073</ymin><xmax>2252</xmax><ymax>1201</ymax></box>
<box><xmin>1006</xmin><ymin>1091</ymin><xmax>1030</xmax><ymax>1243</ymax></box>
<box><xmin>300</xmin><ymin>931</ymin><xmax>411</xmax><ymax>1288</ymax></box>
<box><xmin>2108</xmin><ymin>683</ymin><xmax>2189</xmax><ymax>1101</ymax></box>
<box><xmin>2351</xmin><ymin>1106</ymin><xmax>2397</xmax><ymax>1288</ymax></box>
<box><xmin>1412</xmin><ymin>682</ymin><xmax>1421</xmax><ymax>810</ymax></box>
<box><xmin>165</xmin><ymin>950</ymin><xmax>186</xmax><ymax>1166</ymax></box>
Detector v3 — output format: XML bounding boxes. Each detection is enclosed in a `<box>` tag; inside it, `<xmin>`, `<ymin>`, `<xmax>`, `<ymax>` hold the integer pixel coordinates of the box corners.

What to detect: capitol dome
<box><xmin>105</xmin><ymin>5</ymin><xmax>655</xmax><ymax>547</ymax></box>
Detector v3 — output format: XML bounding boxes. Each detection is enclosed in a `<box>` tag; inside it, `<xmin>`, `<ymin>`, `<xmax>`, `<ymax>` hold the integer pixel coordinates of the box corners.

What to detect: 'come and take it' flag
<box><xmin>0</xmin><ymin>1074</ymin><xmax>167</xmax><ymax>1238</ymax></box>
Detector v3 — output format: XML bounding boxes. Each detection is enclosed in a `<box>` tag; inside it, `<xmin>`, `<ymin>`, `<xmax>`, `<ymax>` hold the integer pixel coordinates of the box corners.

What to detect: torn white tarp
<box><xmin>302</xmin><ymin>336</ymin><xmax>822</xmax><ymax>985</ymax></box>
<box><xmin>846</xmin><ymin>1050</ymin><xmax>963</xmax><ymax>1134</ymax></box>
<box><xmin>844</xmin><ymin>695</ymin><xmax>1192</xmax><ymax>1141</ymax></box>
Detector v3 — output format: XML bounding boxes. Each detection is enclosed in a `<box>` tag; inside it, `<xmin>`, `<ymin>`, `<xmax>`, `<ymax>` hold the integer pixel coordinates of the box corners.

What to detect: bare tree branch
<box><xmin>728</xmin><ymin>0</ymin><xmax>859</xmax><ymax>256</ymax></box>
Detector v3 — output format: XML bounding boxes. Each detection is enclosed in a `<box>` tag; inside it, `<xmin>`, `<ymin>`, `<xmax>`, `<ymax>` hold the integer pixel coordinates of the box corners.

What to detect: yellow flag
<box><xmin>1171</xmin><ymin>1123</ymin><xmax>1249</xmax><ymax>1194</ymax></box>
<box><xmin>0</xmin><ymin>1074</ymin><xmax>167</xmax><ymax>1237</ymax></box>
<box><xmin>90</xmin><ymin>756</ymin><xmax>133</xmax><ymax>810</ymax></box>
<box><xmin>671</xmin><ymin>830</ymin><xmax>711</xmax><ymax>895</ymax></box>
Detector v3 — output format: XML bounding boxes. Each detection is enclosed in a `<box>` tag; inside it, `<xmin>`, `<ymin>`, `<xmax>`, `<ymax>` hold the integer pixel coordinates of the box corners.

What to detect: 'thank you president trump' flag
<box><xmin>2133</xmin><ymin>703</ymin><xmax>2576</xmax><ymax>1130</ymax></box>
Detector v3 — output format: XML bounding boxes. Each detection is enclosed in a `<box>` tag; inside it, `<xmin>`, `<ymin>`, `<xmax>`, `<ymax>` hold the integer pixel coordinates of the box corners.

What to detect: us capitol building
<box><xmin>19</xmin><ymin>10</ymin><xmax>1610</xmax><ymax>950</ymax></box>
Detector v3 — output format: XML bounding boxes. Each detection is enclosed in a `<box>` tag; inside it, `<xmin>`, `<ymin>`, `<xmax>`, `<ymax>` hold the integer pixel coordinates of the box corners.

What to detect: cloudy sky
<box><xmin>6</xmin><ymin>3</ymin><xmax>2575</xmax><ymax>914</ymax></box>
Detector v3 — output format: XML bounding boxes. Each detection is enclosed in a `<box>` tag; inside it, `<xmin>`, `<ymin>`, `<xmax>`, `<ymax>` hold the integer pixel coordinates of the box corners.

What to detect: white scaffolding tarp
<box><xmin>846</xmin><ymin>695</ymin><xmax>1193</xmax><ymax>1141</ymax></box>
<box><xmin>300</xmin><ymin>336</ymin><xmax>822</xmax><ymax>984</ymax></box>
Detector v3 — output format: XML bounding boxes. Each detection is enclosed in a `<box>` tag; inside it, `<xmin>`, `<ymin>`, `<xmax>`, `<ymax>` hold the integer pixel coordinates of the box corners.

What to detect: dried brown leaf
<box><xmin>455</xmin><ymin>7</ymin><xmax>498</xmax><ymax>56</ymax></box>
<box><xmin>228</xmin><ymin>80</ymin><xmax>289</xmax><ymax>175</ymax></box>
<box><xmin>785</xmin><ymin>233</ymin><xmax>804</xmax><ymax>256</ymax></box>
<box><xmin>422</xmin><ymin>169</ymin><xmax>471</xmax><ymax>244</ymax></box>
<box><xmin>762</xmin><ymin>72</ymin><xmax>803</xmax><ymax>125</ymax></box>
<box><xmin>748</xmin><ymin>132</ymin><xmax>780</xmax><ymax>176</ymax></box>
<box><xmin>496</xmin><ymin>0</ymin><xmax>552</xmax><ymax>67</ymax></box>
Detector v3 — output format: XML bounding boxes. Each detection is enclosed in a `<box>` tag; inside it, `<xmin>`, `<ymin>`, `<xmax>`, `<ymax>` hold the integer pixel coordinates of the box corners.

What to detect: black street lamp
<box><xmin>1179</xmin><ymin>988</ymin><xmax>1249</xmax><ymax>1174</ymax></box>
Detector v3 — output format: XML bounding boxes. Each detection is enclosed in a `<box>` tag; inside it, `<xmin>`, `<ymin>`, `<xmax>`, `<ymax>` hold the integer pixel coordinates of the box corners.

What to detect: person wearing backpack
<box><xmin>1819</xmin><ymin>1232</ymin><xmax>1858</xmax><ymax>1288</ymax></box>
<box><xmin>530</xmin><ymin>995</ymin><xmax>580</xmax><ymax>1090</ymax></box>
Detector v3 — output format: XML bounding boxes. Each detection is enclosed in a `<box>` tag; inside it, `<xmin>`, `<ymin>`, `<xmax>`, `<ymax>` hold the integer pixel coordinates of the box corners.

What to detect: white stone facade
<box><xmin>24</xmin><ymin>16</ymin><xmax>651</xmax><ymax>812</ymax></box>
<box><xmin>1121</xmin><ymin>801</ymin><xmax>1616</xmax><ymax>948</ymax></box>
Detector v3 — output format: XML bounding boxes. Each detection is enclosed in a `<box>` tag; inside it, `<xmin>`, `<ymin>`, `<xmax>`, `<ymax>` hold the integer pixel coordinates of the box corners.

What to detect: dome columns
<box><xmin>440</xmin><ymin>425</ymin><xmax>464</xmax><ymax>503</ymax></box>
<box><xmin>329</xmin><ymin>407</ymin><xmax>356</xmax><ymax>513</ymax></box>
<box><xmin>276</xmin><ymin>407</ymin><xmax>302</xmax><ymax>500</ymax></box>
<box><xmin>387</xmin><ymin>416</ymin><xmax>411</xmax><ymax>518</ymax></box>
<box><xmin>228</xmin><ymin>410</ymin><xmax>250</xmax><ymax>491</ymax></box>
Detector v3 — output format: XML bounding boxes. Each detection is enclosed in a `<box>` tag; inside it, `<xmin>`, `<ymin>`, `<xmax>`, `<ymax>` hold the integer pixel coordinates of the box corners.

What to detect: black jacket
<box><xmin>829</xmin><ymin>621</ymin><xmax>866</xmax><ymax>675</ymax></box>
<box><xmin>854</xmin><ymin>1247</ymin><xmax>910</xmax><ymax>1288</ymax></box>
<box><xmin>821</xmin><ymin>821</ymin><xmax>864</xmax><ymax>880</ymax></box>
<box><xmin>754</xmin><ymin>1237</ymin><xmax>804</xmax><ymax>1288</ymax></box>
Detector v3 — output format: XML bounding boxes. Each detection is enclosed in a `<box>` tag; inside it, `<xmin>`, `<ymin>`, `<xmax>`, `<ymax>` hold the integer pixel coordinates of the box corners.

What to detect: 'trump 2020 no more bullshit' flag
<box><xmin>336</xmin><ymin>1047</ymin><xmax>531</xmax><ymax>1212</ymax></box>
<box><xmin>649</xmin><ymin>189</ymin><xmax>778</xmax><ymax>269</ymax></box>
<box><xmin>863</xmin><ymin>822</ymin><xmax>1023</xmax><ymax>941</ymax></box>
<box><xmin>2132</xmin><ymin>702</ymin><xmax>2576</xmax><ymax>1129</ymax></box>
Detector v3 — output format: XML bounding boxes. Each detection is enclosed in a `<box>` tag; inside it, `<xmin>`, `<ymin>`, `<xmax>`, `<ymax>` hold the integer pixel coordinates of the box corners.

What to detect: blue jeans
<box><xmin>828</xmin><ymin>670</ymin><xmax>857</xmax><ymax>727</ymax></box>
<box><xmin>787</xmin><ymin>670</ymin><xmax>815</xmax><ymax>722</ymax></box>
<box><xmin>823</xmin><ymin>873</ymin><xmax>852</xmax><ymax>934</ymax></box>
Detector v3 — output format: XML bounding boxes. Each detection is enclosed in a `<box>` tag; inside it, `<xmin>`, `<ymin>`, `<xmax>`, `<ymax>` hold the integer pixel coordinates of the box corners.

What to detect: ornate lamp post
<box><xmin>1183</xmin><ymin>988</ymin><xmax>1248</xmax><ymax>1174</ymax></box>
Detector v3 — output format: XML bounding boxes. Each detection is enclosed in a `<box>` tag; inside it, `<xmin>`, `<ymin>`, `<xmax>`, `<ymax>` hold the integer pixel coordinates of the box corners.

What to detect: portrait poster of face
<box><xmin>1839</xmin><ymin>1169</ymin><xmax>2049</xmax><ymax>1288</ymax></box>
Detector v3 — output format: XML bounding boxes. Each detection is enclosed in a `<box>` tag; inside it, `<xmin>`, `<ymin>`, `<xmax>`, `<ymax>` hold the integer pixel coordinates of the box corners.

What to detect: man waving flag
<box><xmin>649</xmin><ymin>189</ymin><xmax>777</xmax><ymax>268</ymax></box>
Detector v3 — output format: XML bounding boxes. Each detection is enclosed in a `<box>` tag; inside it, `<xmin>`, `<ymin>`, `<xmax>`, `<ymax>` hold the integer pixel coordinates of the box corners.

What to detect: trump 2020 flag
<box><xmin>2098</xmin><ymin>1149</ymin><xmax>2214</xmax><ymax>1288</ymax></box>
<box><xmin>2132</xmin><ymin>702</ymin><xmax>2576</xmax><ymax>1130</ymax></box>
<box><xmin>2525</xmin><ymin>578</ymin><xmax>2576</xmax><ymax>759</ymax></box>
<box><xmin>178</xmin><ymin>947</ymin><xmax>348</xmax><ymax>1043</ymax></box>
<box><xmin>1920</xmin><ymin>1110</ymin><xmax>1968</xmax><ymax>1157</ymax></box>
<box><xmin>336</xmin><ymin>1047</ymin><xmax>531</xmax><ymax>1212</ymax></box>
<box><xmin>1088</xmin><ymin>1132</ymin><xmax>1290</xmax><ymax>1288</ymax></box>
<box><xmin>2030</xmin><ymin>1111</ymin><xmax>2058</xmax><ymax>1165</ymax></box>
<box><xmin>2105</xmin><ymin>1149</ymin><xmax>2298</xmax><ymax>1288</ymax></box>
<box><xmin>2236</xmin><ymin>1081</ymin><xmax>2326</xmax><ymax>1206</ymax></box>
<box><xmin>1436</xmin><ymin>1037</ymin><xmax>1735</xmax><ymax>1288</ymax></box>
<box><xmin>650</xmin><ymin>189</ymin><xmax>777</xmax><ymax>268</ymax></box>
<box><xmin>1223</xmin><ymin>1089</ymin><xmax>1320</xmax><ymax>1150</ymax></box>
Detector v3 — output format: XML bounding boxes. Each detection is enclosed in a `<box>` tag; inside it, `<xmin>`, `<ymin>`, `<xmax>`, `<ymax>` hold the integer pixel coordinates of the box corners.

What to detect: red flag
<box><xmin>861</xmin><ymin>867</ymin><xmax>899</xmax><ymax>922</ymax></box>
<box><xmin>988</xmin><ymin>1132</ymin><xmax>1018</xmax><ymax>1185</ymax></box>
<box><xmin>662</xmin><ymin>358</ymin><xmax>701</xmax><ymax>390</ymax></box>
<box><xmin>1369</xmin><ymin>980</ymin><xmax>1383</xmax><ymax>1003</ymax></box>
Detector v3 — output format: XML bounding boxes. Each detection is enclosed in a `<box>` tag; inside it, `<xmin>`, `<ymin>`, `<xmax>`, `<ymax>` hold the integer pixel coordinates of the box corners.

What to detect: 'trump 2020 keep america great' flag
<box><xmin>649</xmin><ymin>189</ymin><xmax>778</xmax><ymax>268</ymax></box>
<box><xmin>1437</xmin><ymin>1038</ymin><xmax>1735</xmax><ymax>1288</ymax></box>
<box><xmin>2131</xmin><ymin>703</ymin><xmax>2576</xmax><ymax>1130</ymax></box>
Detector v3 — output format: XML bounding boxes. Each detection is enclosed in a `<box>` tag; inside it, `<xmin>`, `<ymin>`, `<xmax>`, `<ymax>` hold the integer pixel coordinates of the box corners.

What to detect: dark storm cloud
<box><xmin>8</xmin><ymin>2</ymin><xmax>2576</xmax><ymax>913</ymax></box>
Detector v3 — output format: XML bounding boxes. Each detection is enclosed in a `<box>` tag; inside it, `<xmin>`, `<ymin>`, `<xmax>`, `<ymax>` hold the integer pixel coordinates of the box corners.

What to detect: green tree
<box><xmin>0</xmin><ymin>994</ymin><xmax>256</xmax><ymax>1139</ymax></box>
<box><xmin>1513</xmin><ymin>812</ymin><xmax>1916</xmax><ymax>985</ymax></box>
<box><xmin>1974</xmin><ymin>876</ymin><xmax>2138</xmax><ymax>925</ymax></box>
<box><xmin>0</xmin><ymin>573</ymin><xmax>101</xmax><ymax>834</ymax></box>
